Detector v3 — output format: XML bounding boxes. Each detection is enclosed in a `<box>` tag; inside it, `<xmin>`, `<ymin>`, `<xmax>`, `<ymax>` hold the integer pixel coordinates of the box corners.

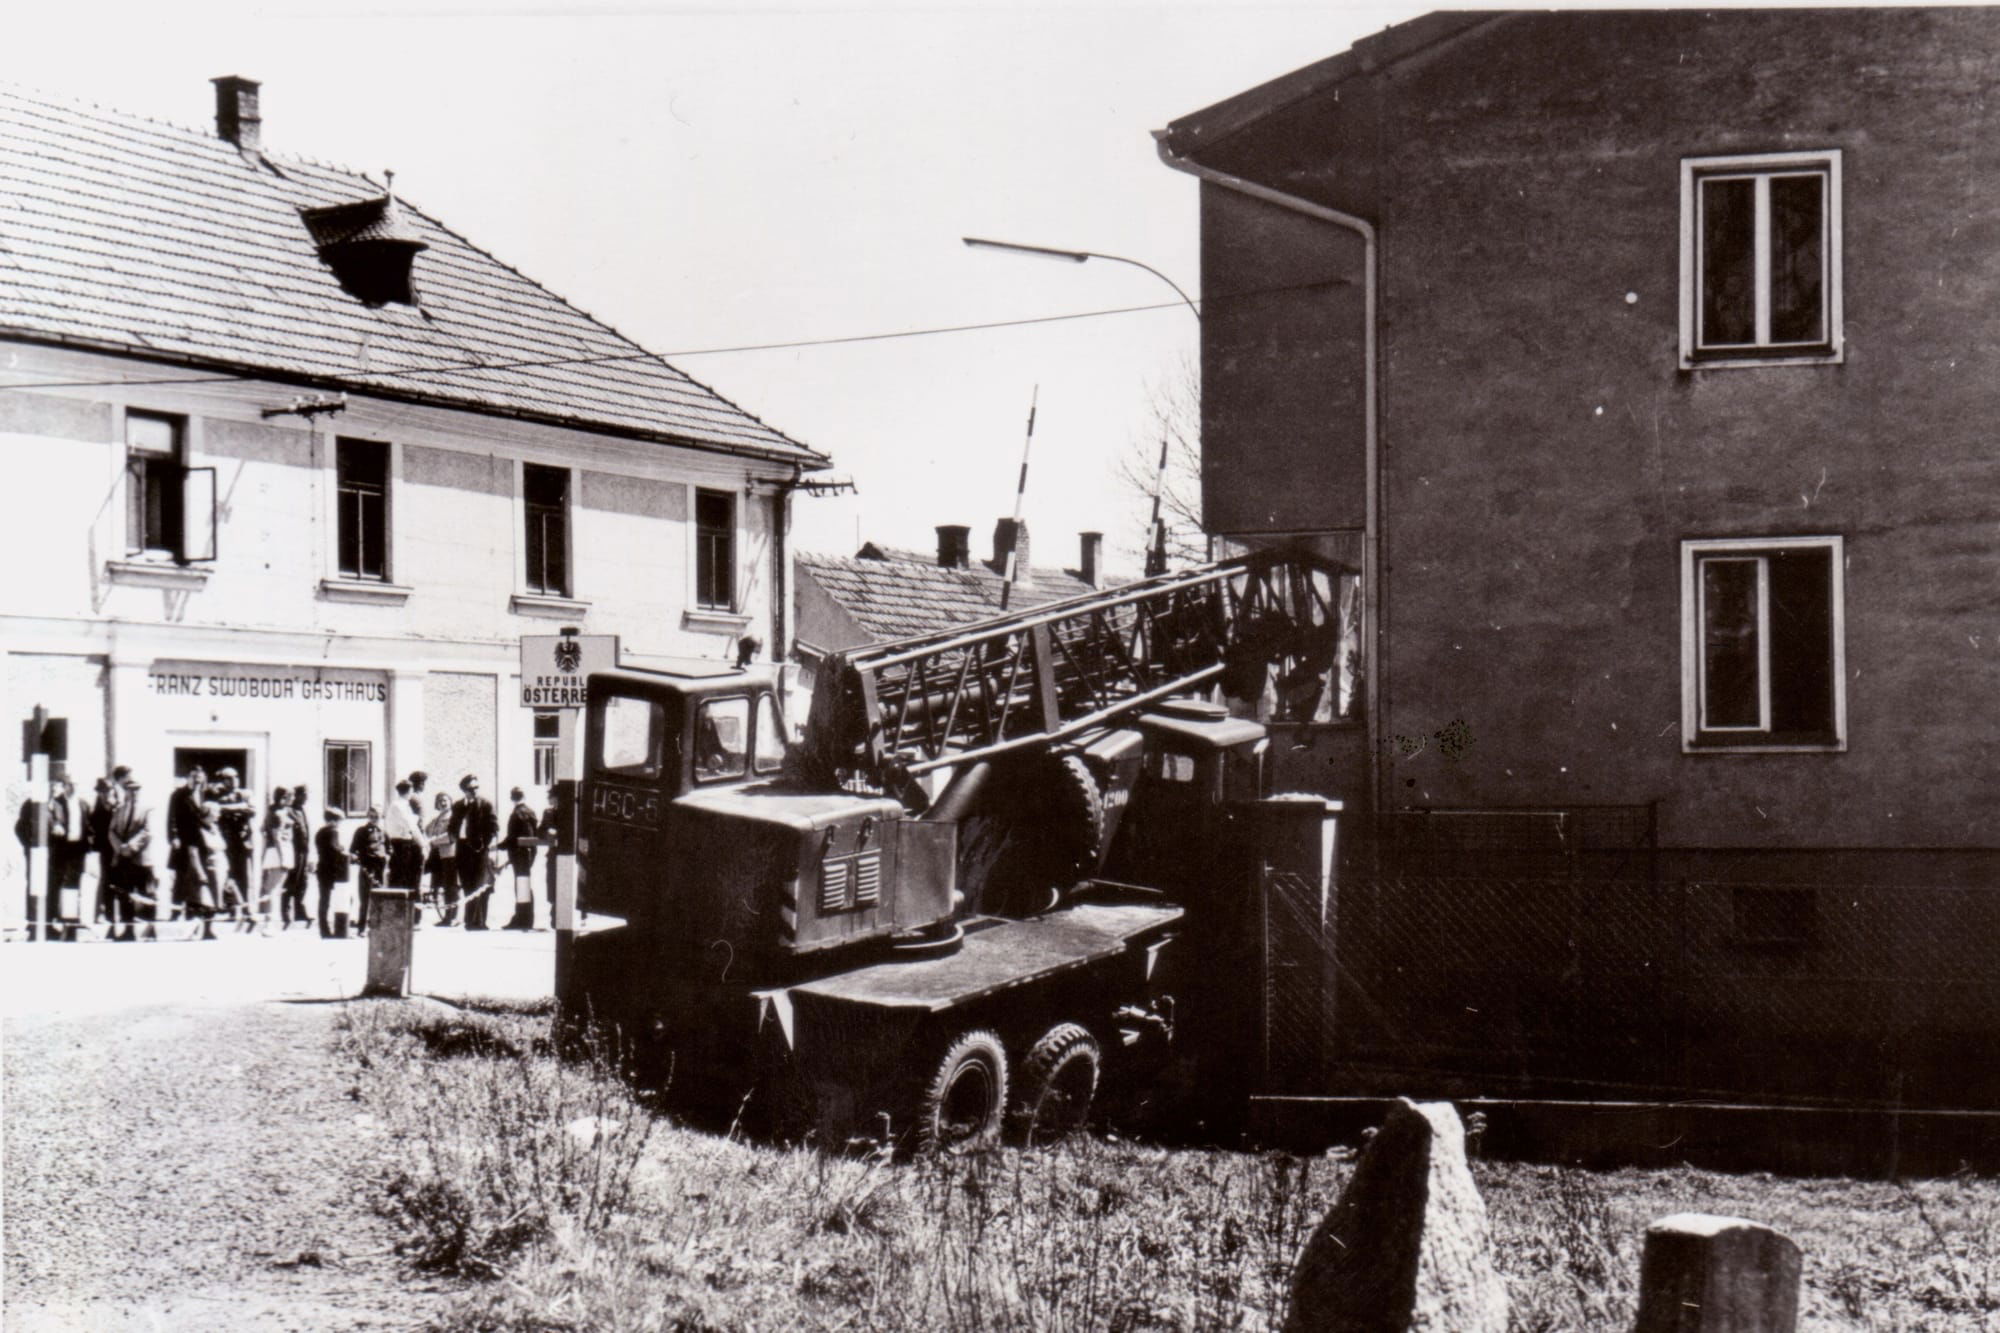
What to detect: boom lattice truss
<box><xmin>794</xmin><ymin>550</ymin><xmax>1351</xmax><ymax>792</ymax></box>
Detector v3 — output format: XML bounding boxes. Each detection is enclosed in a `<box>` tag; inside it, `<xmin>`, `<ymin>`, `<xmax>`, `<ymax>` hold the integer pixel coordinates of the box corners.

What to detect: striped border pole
<box><xmin>999</xmin><ymin>385</ymin><xmax>1038</xmax><ymax>611</ymax></box>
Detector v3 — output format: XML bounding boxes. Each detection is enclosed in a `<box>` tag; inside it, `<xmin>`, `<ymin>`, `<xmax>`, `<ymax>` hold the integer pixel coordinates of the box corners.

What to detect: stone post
<box><xmin>363</xmin><ymin>888</ymin><xmax>415</xmax><ymax>997</ymax></box>
<box><xmin>1635</xmin><ymin>1214</ymin><xmax>1801</xmax><ymax>1332</ymax></box>
<box><xmin>1287</xmin><ymin>1098</ymin><xmax>1509</xmax><ymax>1332</ymax></box>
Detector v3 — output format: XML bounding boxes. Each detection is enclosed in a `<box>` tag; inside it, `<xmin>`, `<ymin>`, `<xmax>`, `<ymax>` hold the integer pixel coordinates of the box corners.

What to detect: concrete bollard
<box><xmin>1635</xmin><ymin>1213</ymin><xmax>1801</xmax><ymax>1332</ymax></box>
<box><xmin>363</xmin><ymin>888</ymin><xmax>415</xmax><ymax>997</ymax></box>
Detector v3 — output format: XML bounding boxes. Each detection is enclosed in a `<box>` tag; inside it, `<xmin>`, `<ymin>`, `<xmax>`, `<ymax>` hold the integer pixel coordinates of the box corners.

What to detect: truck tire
<box><xmin>914</xmin><ymin>1028</ymin><xmax>1010</xmax><ymax>1154</ymax></box>
<box><xmin>1012</xmin><ymin>1022</ymin><xmax>1102</xmax><ymax>1145</ymax></box>
<box><xmin>1048</xmin><ymin>754</ymin><xmax>1107</xmax><ymax>881</ymax></box>
<box><xmin>966</xmin><ymin>753</ymin><xmax>1107</xmax><ymax>915</ymax></box>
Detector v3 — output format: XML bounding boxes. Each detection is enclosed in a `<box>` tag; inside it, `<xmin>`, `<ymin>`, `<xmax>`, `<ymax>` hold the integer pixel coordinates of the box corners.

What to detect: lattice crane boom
<box><xmin>792</xmin><ymin>549</ymin><xmax>1350</xmax><ymax>791</ymax></box>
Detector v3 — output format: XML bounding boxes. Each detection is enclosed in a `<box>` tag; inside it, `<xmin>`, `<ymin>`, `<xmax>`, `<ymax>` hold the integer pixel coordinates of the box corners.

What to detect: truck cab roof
<box><xmin>594</xmin><ymin>659</ymin><xmax>775</xmax><ymax>698</ymax></box>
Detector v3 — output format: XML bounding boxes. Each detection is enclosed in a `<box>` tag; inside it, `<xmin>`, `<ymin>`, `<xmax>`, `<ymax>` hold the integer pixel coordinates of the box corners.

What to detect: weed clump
<box><xmin>336</xmin><ymin>1002</ymin><xmax>651</xmax><ymax>1278</ymax></box>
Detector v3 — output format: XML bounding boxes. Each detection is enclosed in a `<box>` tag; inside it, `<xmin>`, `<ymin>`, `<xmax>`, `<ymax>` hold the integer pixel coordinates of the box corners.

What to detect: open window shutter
<box><xmin>348</xmin><ymin>746</ymin><xmax>371</xmax><ymax>815</ymax></box>
<box><xmin>125</xmin><ymin>457</ymin><xmax>146</xmax><ymax>557</ymax></box>
<box><xmin>178</xmin><ymin>467</ymin><xmax>218</xmax><ymax>563</ymax></box>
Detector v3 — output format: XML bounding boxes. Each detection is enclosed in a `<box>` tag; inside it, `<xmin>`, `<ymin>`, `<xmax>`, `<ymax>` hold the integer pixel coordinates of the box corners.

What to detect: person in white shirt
<box><xmin>383</xmin><ymin>778</ymin><xmax>425</xmax><ymax>894</ymax></box>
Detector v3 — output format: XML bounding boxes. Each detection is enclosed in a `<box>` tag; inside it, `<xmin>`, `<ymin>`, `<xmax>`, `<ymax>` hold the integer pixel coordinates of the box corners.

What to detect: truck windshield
<box><xmin>753</xmin><ymin>693</ymin><xmax>787</xmax><ymax>774</ymax></box>
<box><xmin>598</xmin><ymin>694</ymin><xmax>668</xmax><ymax>778</ymax></box>
<box><xmin>693</xmin><ymin>696</ymin><xmax>750</xmax><ymax>782</ymax></box>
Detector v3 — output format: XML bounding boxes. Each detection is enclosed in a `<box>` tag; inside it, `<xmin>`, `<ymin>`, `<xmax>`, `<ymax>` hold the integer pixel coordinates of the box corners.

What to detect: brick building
<box><xmin>1160</xmin><ymin>10</ymin><xmax>2000</xmax><ymax>1108</ymax></box>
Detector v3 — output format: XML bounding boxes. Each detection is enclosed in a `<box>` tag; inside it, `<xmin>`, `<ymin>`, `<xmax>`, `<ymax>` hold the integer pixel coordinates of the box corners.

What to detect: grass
<box><xmin>334</xmin><ymin>1002</ymin><xmax>2000</xmax><ymax>1332</ymax></box>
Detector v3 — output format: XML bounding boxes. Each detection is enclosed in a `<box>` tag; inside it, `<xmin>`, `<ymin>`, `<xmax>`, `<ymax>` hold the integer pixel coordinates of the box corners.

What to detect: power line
<box><xmin>0</xmin><ymin>270</ymin><xmax>1348</xmax><ymax>394</ymax></box>
<box><xmin>0</xmin><ymin>295</ymin><xmax>1198</xmax><ymax>393</ymax></box>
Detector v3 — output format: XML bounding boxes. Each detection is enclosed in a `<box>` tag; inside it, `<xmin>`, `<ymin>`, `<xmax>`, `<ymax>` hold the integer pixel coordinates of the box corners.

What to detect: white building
<box><xmin>0</xmin><ymin>77</ymin><xmax>827</xmax><ymax>909</ymax></box>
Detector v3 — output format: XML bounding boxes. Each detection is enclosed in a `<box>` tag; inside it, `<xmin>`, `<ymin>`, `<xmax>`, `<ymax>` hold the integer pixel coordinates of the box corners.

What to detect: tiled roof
<box><xmin>0</xmin><ymin>85</ymin><xmax>825</xmax><ymax>467</ymax></box>
<box><xmin>798</xmin><ymin>545</ymin><xmax>1103</xmax><ymax>644</ymax></box>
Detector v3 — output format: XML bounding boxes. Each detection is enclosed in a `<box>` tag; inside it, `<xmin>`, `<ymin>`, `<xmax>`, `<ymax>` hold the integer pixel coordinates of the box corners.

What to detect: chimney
<box><xmin>211</xmin><ymin>75</ymin><xmax>262</xmax><ymax>155</ymax></box>
<box><xmin>935</xmin><ymin>524</ymin><xmax>971</xmax><ymax>569</ymax></box>
<box><xmin>991</xmin><ymin>517</ymin><xmax>1030</xmax><ymax>577</ymax></box>
<box><xmin>1079</xmin><ymin>532</ymin><xmax>1104</xmax><ymax>588</ymax></box>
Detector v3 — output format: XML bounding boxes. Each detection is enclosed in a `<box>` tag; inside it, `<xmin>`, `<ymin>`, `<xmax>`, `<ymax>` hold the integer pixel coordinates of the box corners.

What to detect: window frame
<box><xmin>335</xmin><ymin>437</ymin><xmax>392</xmax><ymax>582</ymax></box>
<box><xmin>324</xmin><ymin>740</ymin><xmax>373</xmax><ymax>818</ymax></box>
<box><xmin>532</xmin><ymin>710</ymin><xmax>560</xmax><ymax>788</ymax></box>
<box><xmin>523</xmin><ymin>462</ymin><xmax>572</xmax><ymax>598</ymax></box>
<box><xmin>1679</xmin><ymin>535</ymin><xmax>1846</xmax><ymax>754</ymax></box>
<box><xmin>1679</xmin><ymin>150</ymin><xmax>1843</xmax><ymax>369</ymax></box>
<box><xmin>751</xmin><ymin>693</ymin><xmax>787</xmax><ymax>775</ymax></box>
<box><xmin>595</xmin><ymin>693</ymin><xmax>669</xmax><ymax>780</ymax></box>
<box><xmin>692</xmin><ymin>693</ymin><xmax>752</xmax><ymax>785</ymax></box>
<box><xmin>125</xmin><ymin>410</ymin><xmax>186</xmax><ymax>559</ymax></box>
<box><xmin>694</xmin><ymin>487</ymin><xmax>736</xmax><ymax>612</ymax></box>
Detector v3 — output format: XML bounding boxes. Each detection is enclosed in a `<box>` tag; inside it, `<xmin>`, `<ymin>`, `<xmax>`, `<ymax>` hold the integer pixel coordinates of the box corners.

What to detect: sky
<box><xmin>2</xmin><ymin>0</ymin><xmax>1430</xmax><ymax>574</ymax></box>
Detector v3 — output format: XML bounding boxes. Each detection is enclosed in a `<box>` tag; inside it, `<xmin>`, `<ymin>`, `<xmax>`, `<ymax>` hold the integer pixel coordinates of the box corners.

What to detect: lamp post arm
<box><xmin>1088</xmin><ymin>252</ymin><xmax>1202</xmax><ymax>323</ymax></box>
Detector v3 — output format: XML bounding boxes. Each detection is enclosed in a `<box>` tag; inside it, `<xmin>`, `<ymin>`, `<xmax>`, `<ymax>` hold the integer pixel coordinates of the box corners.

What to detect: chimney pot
<box><xmin>991</xmin><ymin>518</ymin><xmax>1030</xmax><ymax>577</ymax></box>
<box><xmin>935</xmin><ymin>524</ymin><xmax>971</xmax><ymax>569</ymax></box>
<box><xmin>211</xmin><ymin>75</ymin><xmax>262</xmax><ymax>154</ymax></box>
<box><xmin>1079</xmin><ymin>531</ymin><xmax>1104</xmax><ymax>588</ymax></box>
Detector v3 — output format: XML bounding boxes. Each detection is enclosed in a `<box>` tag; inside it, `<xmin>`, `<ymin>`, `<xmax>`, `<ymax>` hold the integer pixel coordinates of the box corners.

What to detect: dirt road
<box><xmin>2</xmin><ymin>929</ymin><xmax>569</xmax><ymax>1331</ymax></box>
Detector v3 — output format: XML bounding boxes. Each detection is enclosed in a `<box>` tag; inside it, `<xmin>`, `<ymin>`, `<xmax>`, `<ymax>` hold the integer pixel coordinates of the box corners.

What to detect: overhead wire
<box><xmin>0</xmin><ymin>295</ymin><xmax>1200</xmax><ymax>393</ymax></box>
<box><xmin>0</xmin><ymin>272</ymin><xmax>1351</xmax><ymax>394</ymax></box>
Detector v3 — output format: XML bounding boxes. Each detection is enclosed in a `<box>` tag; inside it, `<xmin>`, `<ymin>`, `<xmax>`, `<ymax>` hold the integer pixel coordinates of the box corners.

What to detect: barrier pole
<box><xmin>552</xmin><ymin>709</ymin><xmax>578</xmax><ymax>1007</ymax></box>
<box><xmin>29</xmin><ymin>752</ymin><xmax>50</xmax><ymax>942</ymax></box>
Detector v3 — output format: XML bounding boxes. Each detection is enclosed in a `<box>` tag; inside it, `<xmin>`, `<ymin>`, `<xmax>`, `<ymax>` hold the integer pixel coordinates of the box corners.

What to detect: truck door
<box><xmin>582</xmin><ymin>685</ymin><xmax>683</xmax><ymax>923</ymax></box>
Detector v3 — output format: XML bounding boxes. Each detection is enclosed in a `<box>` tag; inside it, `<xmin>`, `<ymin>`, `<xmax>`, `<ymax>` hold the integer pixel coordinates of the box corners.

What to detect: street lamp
<box><xmin>962</xmin><ymin>236</ymin><xmax>1199</xmax><ymax>575</ymax></box>
<box><xmin>960</xmin><ymin>236</ymin><xmax>1201</xmax><ymax>322</ymax></box>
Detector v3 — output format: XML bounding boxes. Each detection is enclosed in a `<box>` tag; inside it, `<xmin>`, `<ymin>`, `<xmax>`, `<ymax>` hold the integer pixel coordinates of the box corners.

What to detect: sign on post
<box><xmin>518</xmin><ymin>630</ymin><xmax>619</xmax><ymax>709</ymax></box>
<box><xmin>517</xmin><ymin>629</ymin><xmax>610</xmax><ymax>945</ymax></box>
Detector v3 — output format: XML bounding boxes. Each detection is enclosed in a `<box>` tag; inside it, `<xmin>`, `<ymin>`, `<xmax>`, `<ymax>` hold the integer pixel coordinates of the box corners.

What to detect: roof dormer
<box><xmin>300</xmin><ymin>193</ymin><xmax>427</xmax><ymax>307</ymax></box>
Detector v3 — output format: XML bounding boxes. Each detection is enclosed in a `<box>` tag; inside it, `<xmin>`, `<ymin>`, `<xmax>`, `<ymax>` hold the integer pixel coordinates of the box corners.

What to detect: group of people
<box><xmin>15</xmin><ymin>764</ymin><xmax>562</xmax><ymax>940</ymax></box>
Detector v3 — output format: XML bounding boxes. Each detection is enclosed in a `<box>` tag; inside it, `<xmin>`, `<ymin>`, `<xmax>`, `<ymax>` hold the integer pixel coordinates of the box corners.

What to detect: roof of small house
<box><xmin>797</xmin><ymin>543</ymin><xmax>1105</xmax><ymax>645</ymax></box>
<box><xmin>0</xmin><ymin>84</ymin><xmax>826</xmax><ymax>467</ymax></box>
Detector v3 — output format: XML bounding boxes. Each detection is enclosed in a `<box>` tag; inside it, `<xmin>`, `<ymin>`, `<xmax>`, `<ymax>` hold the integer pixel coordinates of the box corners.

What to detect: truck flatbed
<box><xmin>789</xmin><ymin>899</ymin><xmax>1181</xmax><ymax>1014</ymax></box>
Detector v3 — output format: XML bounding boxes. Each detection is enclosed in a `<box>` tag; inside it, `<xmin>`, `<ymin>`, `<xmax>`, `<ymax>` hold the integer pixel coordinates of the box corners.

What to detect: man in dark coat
<box><xmin>166</xmin><ymin>766</ymin><xmax>220</xmax><ymax>924</ymax></box>
<box><xmin>348</xmin><ymin>805</ymin><xmax>390</xmax><ymax>936</ymax></box>
<box><xmin>87</xmin><ymin>776</ymin><xmax>119</xmax><ymax>924</ymax></box>
<box><xmin>450</xmin><ymin>775</ymin><xmax>499</xmax><ymax>931</ymax></box>
<box><xmin>210</xmin><ymin>767</ymin><xmax>256</xmax><ymax>918</ymax></box>
<box><xmin>105</xmin><ymin>777</ymin><xmax>155</xmax><ymax>941</ymax></box>
<box><xmin>503</xmin><ymin>787</ymin><xmax>539</xmax><ymax>930</ymax></box>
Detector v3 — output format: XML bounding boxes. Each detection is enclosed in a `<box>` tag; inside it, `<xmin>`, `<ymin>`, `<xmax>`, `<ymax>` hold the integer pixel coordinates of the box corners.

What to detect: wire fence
<box><xmin>1256</xmin><ymin>811</ymin><xmax>2000</xmax><ymax>1111</ymax></box>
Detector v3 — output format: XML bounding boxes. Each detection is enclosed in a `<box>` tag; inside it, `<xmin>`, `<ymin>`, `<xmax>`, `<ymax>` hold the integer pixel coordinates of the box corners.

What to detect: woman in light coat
<box><xmin>424</xmin><ymin>792</ymin><xmax>459</xmax><ymax>925</ymax></box>
<box><xmin>257</xmin><ymin>787</ymin><xmax>294</xmax><ymax>932</ymax></box>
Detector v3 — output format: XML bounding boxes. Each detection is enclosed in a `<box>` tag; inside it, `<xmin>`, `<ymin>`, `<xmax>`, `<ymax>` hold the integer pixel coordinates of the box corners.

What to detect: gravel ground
<box><xmin>0</xmin><ymin>924</ymin><xmax>580</xmax><ymax>1333</ymax></box>
<box><xmin>4</xmin><ymin>997</ymin><xmax>456</xmax><ymax>1331</ymax></box>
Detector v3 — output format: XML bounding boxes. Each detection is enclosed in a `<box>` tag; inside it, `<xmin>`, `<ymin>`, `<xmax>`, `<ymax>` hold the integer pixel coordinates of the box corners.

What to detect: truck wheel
<box><xmin>914</xmin><ymin>1029</ymin><xmax>1009</xmax><ymax>1154</ymax></box>
<box><xmin>1012</xmin><ymin>1023</ymin><xmax>1102</xmax><ymax>1145</ymax></box>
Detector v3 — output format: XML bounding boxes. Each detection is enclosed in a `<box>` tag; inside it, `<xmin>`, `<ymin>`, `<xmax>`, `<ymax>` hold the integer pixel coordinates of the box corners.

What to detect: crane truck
<box><xmin>560</xmin><ymin>549</ymin><xmax>1346</xmax><ymax>1149</ymax></box>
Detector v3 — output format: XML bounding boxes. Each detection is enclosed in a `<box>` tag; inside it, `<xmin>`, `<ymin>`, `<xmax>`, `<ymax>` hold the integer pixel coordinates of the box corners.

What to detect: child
<box><xmin>315</xmin><ymin>808</ymin><xmax>349</xmax><ymax>938</ymax></box>
<box><xmin>348</xmin><ymin>806</ymin><xmax>389</xmax><ymax>937</ymax></box>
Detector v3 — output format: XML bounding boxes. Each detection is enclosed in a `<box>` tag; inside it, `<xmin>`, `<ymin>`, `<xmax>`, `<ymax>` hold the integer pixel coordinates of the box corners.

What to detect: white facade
<box><xmin>2</xmin><ymin>341</ymin><xmax>796</xmax><ymax>913</ymax></box>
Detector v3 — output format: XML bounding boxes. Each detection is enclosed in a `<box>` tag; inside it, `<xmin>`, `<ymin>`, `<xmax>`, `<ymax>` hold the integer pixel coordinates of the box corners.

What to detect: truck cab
<box><xmin>580</xmin><ymin>661</ymin><xmax>954</xmax><ymax>979</ymax></box>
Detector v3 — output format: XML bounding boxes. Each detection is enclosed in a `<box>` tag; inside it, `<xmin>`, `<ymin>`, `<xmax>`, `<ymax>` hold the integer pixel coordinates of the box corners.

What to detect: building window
<box><xmin>126</xmin><ymin>412</ymin><xmax>185</xmax><ymax>557</ymax></box>
<box><xmin>524</xmin><ymin>463</ymin><xmax>571</xmax><ymax>597</ymax></box>
<box><xmin>696</xmin><ymin>488</ymin><xmax>735</xmax><ymax>610</ymax></box>
<box><xmin>1681</xmin><ymin>536</ymin><xmax>1845</xmax><ymax>751</ymax></box>
<box><xmin>533</xmin><ymin>711</ymin><xmax>560</xmax><ymax>787</ymax></box>
<box><xmin>1681</xmin><ymin>151</ymin><xmax>1841</xmax><ymax>367</ymax></box>
<box><xmin>325</xmin><ymin>741</ymin><xmax>372</xmax><ymax>817</ymax></box>
<box><xmin>336</xmin><ymin>439</ymin><xmax>390</xmax><ymax>580</ymax></box>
